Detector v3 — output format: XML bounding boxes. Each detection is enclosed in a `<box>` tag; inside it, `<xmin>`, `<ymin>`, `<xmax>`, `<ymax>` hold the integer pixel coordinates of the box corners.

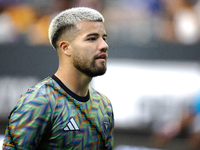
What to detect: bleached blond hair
<box><xmin>48</xmin><ymin>7</ymin><xmax>105</xmax><ymax>50</ymax></box>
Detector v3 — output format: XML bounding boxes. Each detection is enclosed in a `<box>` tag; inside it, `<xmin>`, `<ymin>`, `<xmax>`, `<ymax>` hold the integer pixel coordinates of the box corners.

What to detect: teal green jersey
<box><xmin>3</xmin><ymin>75</ymin><xmax>114</xmax><ymax>150</ymax></box>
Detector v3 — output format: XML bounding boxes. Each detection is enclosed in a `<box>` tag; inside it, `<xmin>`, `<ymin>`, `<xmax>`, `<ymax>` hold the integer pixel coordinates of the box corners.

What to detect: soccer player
<box><xmin>3</xmin><ymin>7</ymin><xmax>114</xmax><ymax>150</ymax></box>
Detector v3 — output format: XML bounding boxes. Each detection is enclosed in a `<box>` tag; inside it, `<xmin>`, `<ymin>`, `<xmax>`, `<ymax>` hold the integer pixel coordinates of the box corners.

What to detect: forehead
<box><xmin>75</xmin><ymin>21</ymin><xmax>106</xmax><ymax>35</ymax></box>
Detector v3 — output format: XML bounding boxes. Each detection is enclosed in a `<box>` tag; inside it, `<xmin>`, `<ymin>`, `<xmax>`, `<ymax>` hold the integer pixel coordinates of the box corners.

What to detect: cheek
<box><xmin>81</xmin><ymin>48</ymin><xmax>94</xmax><ymax>59</ymax></box>
<box><xmin>72</xmin><ymin>49</ymin><xmax>89</xmax><ymax>63</ymax></box>
<box><xmin>72</xmin><ymin>43</ymin><xmax>95</xmax><ymax>60</ymax></box>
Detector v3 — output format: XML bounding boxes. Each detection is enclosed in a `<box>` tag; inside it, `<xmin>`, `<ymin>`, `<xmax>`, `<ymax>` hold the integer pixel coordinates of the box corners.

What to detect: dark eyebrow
<box><xmin>86</xmin><ymin>33</ymin><xmax>107</xmax><ymax>37</ymax></box>
<box><xmin>103</xmin><ymin>34</ymin><xmax>107</xmax><ymax>38</ymax></box>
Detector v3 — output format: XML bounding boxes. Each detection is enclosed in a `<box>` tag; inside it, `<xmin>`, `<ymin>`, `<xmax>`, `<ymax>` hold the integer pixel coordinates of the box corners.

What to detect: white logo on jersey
<box><xmin>64</xmin><ymin>118</ymin><xmax>79</xmax><ymax>131</ymax></box>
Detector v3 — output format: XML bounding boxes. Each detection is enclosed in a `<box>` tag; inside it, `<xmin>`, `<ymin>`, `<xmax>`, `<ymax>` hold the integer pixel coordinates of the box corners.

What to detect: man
<box><xmin>3</xmin><ymin>7</ymin><xmax>114</xmax><ymax>150</ymax></box>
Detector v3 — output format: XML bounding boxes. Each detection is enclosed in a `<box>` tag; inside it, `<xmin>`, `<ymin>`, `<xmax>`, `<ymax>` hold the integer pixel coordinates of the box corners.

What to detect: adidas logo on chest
<box><xmin>64</xmin><ymin>118</ymin><xmax>79</xmax><ymax>131</ymax></box>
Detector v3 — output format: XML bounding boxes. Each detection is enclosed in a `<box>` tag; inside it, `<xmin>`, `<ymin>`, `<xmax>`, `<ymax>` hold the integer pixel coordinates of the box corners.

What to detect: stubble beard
<box><xmin>73</xmin><ymin>57</ymin><xmax>107</xmax><ymax>77</ymax></box>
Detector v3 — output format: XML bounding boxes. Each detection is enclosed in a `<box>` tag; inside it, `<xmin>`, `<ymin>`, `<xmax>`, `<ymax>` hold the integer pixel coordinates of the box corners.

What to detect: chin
<box><xmin>92</xmin><ymin>68</ymin><xmax>107</xmax><ymax>77</ymax></box>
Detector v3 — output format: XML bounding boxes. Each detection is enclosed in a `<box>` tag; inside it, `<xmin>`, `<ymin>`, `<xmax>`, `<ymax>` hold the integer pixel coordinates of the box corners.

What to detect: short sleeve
<box><xmin>3</xmin><ymin>95</ymin><xmax>52</xmax><ymax>149</ymax></box>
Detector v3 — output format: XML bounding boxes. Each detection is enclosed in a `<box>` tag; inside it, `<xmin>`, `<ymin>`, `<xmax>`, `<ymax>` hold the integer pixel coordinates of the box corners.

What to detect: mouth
<box><xmin>96</xmin><ymin>53</ymin><xmax>107</xmax><ymax>61</ymax></box>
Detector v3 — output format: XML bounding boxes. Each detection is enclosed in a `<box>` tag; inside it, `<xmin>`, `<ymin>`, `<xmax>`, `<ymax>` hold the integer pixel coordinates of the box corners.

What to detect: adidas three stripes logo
<box><xmin>64</xmin><ymin>118</ymin><xmax>79</xmax><ymax>131</ymax></box>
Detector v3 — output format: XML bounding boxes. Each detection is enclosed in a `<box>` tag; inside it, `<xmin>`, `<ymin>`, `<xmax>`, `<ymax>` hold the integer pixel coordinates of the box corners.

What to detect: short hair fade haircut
<box><xmin>48</xmin><ymin>7</ymin><xmax>105</xmax><ymax>50</ymax></box>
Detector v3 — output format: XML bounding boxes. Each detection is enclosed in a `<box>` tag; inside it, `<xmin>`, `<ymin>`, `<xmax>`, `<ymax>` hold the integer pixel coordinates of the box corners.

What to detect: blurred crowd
<box><xmin>1</xmin><ymin>0</ymin><xmax>200</xmax><ymax>45</ymax></box>
<box><xmin>0</xmin><ymin>0</ymin><xmax>104</xmax><ymax>45</ymax></box>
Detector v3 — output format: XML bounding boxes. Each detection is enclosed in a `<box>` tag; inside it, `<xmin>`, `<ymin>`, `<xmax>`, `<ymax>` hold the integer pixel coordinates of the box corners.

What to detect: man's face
<box><xmin>70</xmin><ymin>21</ymin><xmax>108</xmax><ymax>77</ymax></box>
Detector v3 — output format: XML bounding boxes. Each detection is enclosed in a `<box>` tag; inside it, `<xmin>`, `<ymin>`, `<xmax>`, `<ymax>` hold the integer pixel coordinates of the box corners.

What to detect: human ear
<box><xmin>59</xmin><ymin>41</ymin><xmax>71</xmax><ymax>56</ymax></box>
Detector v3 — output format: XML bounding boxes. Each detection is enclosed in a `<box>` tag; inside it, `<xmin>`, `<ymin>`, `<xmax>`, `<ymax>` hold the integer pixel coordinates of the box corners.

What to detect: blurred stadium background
<box><xmin>1</xmin><ymin>0</ymin><xmax>200</xmax><ymax>149</ymax></box>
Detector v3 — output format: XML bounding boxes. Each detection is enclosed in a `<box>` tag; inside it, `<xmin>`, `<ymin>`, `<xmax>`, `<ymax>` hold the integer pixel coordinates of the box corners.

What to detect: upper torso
<box><xmin>3</xmin><ymin>75</ymin><xmax>114</xmax><ymax>150</ymax></box>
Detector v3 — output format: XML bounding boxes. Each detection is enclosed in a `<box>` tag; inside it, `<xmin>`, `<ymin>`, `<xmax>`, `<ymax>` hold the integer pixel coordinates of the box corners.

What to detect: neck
<box><xmin>55</xmin><ymin>65</ymin><xmax>92</xmax><ymax>97</ymax></box>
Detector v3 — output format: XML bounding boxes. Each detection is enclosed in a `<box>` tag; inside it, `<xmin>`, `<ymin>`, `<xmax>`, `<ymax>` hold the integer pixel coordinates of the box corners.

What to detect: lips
<box><xmin>96</xmin><ymin>53</ymin><xmax>107</xmax><ymax>60</ymax></box>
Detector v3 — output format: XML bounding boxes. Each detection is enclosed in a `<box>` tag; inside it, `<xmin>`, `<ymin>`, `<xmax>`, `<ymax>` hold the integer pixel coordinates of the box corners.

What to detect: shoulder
<box><xmin>7</xmin><ymin>77</ymin><xmax>60</xmax><ymax>123</ymax></box>
<box><xmin>89</xmin><ymin>86</ymin><xmax>109</xmax><ymax>99</ymax></box>
<box><xmin>89</xmin><ymin>86</ymin><xmax>112</xmax><ymax>107</ymax></box>
<box><xmin>27</xmin><ymin>77</ymin><xmax>56</xmax><ymax>94</ymax></box>
<box><xmin>17</xmin><ymin>77</ymin><xmax>59</xmax><ymax>108</ymax></box>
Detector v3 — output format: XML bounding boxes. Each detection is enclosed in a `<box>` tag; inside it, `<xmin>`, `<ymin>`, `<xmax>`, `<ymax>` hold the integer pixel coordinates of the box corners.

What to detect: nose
<box><xmin>99</xmin><ymin>38</ymin><xmax>109</xmax><ymax>53</ymax></box>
